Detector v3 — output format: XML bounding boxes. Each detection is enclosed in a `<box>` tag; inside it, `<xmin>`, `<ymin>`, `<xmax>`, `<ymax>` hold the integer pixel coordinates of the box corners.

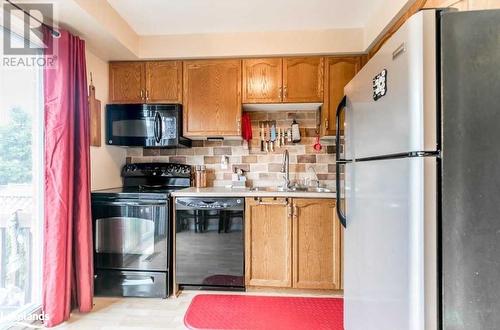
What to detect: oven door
<box><xmin>92</xmin><ymin>198</ymin><xmax>169</xmax><ymax>271</ymax></box>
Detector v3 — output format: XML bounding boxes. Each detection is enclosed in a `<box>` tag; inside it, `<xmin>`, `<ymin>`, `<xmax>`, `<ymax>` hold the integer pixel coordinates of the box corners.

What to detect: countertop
<box><xmin>171</xmin><ymin>187</ymin><xmax>336</xmax><ymax>199</ymax></box>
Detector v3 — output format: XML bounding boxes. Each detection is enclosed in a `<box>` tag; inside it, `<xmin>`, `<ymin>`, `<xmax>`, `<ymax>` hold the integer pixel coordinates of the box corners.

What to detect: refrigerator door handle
<box><xmin>336</xmin><ymin>95</ymin><xmax>347</xmax><ymax>227</ymax></box>
<box><xmin>335</xmin><ymin>95</ymin><xmax>347</xmax><ymax>161</ymax></box>
<box><xmin>336</xmin><ymin>161</ymin><xmax>347</xmax><ymax>228</ymax></box>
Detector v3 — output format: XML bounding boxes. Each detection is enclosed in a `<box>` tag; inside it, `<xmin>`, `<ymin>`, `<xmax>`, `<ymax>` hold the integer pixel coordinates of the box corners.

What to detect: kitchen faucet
<box><xmin>281</xmin><ymin>149</ymin><xmax>290</xmax><ymax>189</ymax></box>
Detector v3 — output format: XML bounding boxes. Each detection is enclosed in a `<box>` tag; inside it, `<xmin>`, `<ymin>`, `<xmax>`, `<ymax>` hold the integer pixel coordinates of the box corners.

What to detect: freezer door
<box><xmin>344</xmin><ymin>157</ymin><xmax>437</xmax><ymax>330</ymax></box>
<box><xmin>344</xmin><ymin>10</ymin><xmax>437</xmax><ymax>160</ymax></box>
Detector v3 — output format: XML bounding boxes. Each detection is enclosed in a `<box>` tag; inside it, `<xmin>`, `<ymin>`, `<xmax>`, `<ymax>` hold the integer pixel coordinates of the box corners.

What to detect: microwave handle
<box><xmin>154</xmin><ymin>112</ymin><xmax>162</xmax><ymax>143</ymax></box>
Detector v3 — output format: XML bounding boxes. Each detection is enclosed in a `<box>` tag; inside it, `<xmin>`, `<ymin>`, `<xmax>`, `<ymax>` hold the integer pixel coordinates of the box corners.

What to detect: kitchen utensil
<box><xmin>260</xmin><ymin>123</ymin><xmax>264</xmax><ymax>152</ymax></box>
<box><xmin>291</xmin><ymin>119</ymin><xmax>301</xmax><ymax>143</ymax></box>
<box><xmin>313</xmin><ymin>130</ymin><xmax>322</xmax><ymax>151</ymax></box>
<box><xmin>88</xmin><ymin>72</ymin><xmax>102</xmax><ymax>147</ymax></box>
<box><xmin>277</xmin><ymin>127</ymin><xmax>282</xmax><ymax>147</ymax></box>
<box><xmin>270</xmin><ymin>123</ymin><xmax>276</xmax><ymax>152</ymax></box>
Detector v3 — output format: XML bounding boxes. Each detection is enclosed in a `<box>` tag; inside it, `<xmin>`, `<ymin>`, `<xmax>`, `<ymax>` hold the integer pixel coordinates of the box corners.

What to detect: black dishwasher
<box><xmin>175</xmin><ymin>197</ymin><xmax>244</xmax><ymax>291</ymax></box>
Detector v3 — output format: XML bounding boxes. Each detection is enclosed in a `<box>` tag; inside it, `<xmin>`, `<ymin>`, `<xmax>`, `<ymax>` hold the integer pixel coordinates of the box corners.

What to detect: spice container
<box><xmin>194</xmin><ymin>165</ymin><xmax>207</xmax><ymax>188</ymax></box>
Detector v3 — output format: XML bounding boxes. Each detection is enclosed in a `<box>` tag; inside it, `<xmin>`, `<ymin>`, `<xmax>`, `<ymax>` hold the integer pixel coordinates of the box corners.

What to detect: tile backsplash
<box><xmin>126</xmin><ymin>110</ymin><xmax>338</xmax><ymax>188</ymax></box>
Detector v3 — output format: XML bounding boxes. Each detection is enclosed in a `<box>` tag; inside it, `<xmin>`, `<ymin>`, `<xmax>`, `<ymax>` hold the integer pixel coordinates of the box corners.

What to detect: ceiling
<box><xmin>107</xmin><ymin>0</ymin><xmax>385</xmax><ymax>36</ymax></box>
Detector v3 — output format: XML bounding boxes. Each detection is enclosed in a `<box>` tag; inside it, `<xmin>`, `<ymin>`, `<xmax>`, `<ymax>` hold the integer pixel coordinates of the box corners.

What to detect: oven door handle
<box><xmin>121</xmin><ymin>276</ymin><xmax>155</xmax><ymax>286</ymax></box>
<box><xmin>92</xmin><ymin>201</ymin><xmax>167</xmax><ymax>207</ymax></box>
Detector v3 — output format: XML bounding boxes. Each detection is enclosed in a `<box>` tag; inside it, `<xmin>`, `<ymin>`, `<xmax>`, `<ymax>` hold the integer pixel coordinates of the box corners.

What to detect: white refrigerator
<box><xmin>337</xmin><ymin>8</ymin><xmax>500</xmax><ymax>330</ymax></box>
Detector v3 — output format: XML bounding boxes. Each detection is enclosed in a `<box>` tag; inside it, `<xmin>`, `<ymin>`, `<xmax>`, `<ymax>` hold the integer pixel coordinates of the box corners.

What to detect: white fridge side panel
<box><xmin>344</xmin><ymin>157</ymin><xmax>437</xmax><ymax>330</ymax></box>
<box><xmin>344</xmin><ymin>10</ymin><xmax>437</xmax><ymax>160</ymax></box>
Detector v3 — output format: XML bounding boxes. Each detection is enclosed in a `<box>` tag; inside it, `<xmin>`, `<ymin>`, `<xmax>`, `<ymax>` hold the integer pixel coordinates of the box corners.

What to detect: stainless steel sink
<box><xmin>306</xmin><ymin>187</ymin><xmax>332</xmax><ymax>193</ymax></box>
<box><xmin>250</xmin><ymin>186</ymin><xmax>333</xmax><ymax>193</ymax></box>
<box><xmin>250</xmin><ymin>187</ymin><xmax>276</xmax><ymax>192</ymax></box>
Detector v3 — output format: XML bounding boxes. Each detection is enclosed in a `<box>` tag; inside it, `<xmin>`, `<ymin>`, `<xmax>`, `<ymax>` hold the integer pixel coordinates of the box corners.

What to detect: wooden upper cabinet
<box><xmin>292</xmin><ymin>199</ymin><xmax>341</xmax><ymax>290</ymax></box>
<box><xmin>283</xmin><ymin>57</ymin><xmax>324</xmax><ymax>103</ymax></box>
<box><xmin>109</xmin><ymin>61</ymin><xmax>182</xmax><ymax>104</ymax></box>
<box><xmin>245</xmin><ymin>198</ymin><xmax>292</xmax><ymax>288</ymax></box>
<box><xmin>109</xmin><ymin>62</ymin><xmax>145</xmax><ymax>103</ymax></box>
<box><xmin>242</xmin><ymin>58</ymin><xmax>283</xmax><ymax>103</ymax></box>
<box><xmin>183</xmin><ymin>59</ymin><xmax>242</xmax><ymax>137</ymax></box>
<box><xmin>145</xmin><ymin>61</ymin><xmax>182</xmax><ymax>103</ymax></box>
<box><xmin>322</xmin><ymin>56</ymin><xmax>362</xmax><ymax>137</ymax></box>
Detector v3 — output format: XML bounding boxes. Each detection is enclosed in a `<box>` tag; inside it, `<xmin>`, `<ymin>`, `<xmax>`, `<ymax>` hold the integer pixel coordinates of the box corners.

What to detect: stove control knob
<box><xmin>124</xmin><ymin>164</ymin><xmax>137</xmax><ymax>173</ymax></box>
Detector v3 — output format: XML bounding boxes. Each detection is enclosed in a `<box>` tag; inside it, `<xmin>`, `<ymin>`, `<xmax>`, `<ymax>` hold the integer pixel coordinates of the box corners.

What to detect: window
<box><xmin>0</xmin><ymin>28</ymin><xmax>44</xmax><ymax>327</ymax></box>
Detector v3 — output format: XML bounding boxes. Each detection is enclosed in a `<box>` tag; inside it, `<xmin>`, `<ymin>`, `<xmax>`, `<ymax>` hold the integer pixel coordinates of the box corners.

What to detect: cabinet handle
<box><xmin>279</xmin><ymin>87</ymin><xmax>283</xmax><ymax>100</ymax></box>
<box><xmin>293</xmin><ymin>205</ymin><xmax>298</xmax><ymax>220</ymax></box>
<box><xmin>237</xmin><ymin>120</ymin><xmax>241</xmax><ymax>134</ymax></box>
<box><xmin>284</xmin><ymin>86</ymin><xmax>288</xmax><ymax>99</ymax></box>
<box><xmin>140</xmin><ymin>89</ymin><xmax>144</xmax><ymax>100</ymax></box>
<box><xmin>254</xmin><ymin>197</ymin><xmax>289</xmax><ymax>206</ymax></box>
<box><xmin>145</xmin><ymin>89</ymin><xmax>150</xmax><ymax>101</ymax></box>
<box><xmin>325</xmin><ymin>119</ymin><xmax>329</xmax><ymax>129</ymax></box>
<box><xmin>287</xmin><ymin>203</ymin><xmax>293</xmax><ymax>218</ymax></box>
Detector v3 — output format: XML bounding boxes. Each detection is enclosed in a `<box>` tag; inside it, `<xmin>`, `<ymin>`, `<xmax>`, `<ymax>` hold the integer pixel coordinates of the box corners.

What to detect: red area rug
<box><xmin>184</xmin><ymin>294</ymin><xmax>343</xmax><ymax>330</ymax></box>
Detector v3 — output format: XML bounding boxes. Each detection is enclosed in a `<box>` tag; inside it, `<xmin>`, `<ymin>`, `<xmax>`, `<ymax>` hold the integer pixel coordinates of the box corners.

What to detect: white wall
<box><xmin>363</xmin><ymin>0</ymin><xmax>414</xmax><ymax>49</ymax></box>
<box><xmin>86</xmin><ymin>49</ymin><xmax>127</xmax><ymax>190</ymax></box>
<box><xmin>139</xmin><ymin>28</ymin><xmax>365</xmax><ymax>59</ymax></box>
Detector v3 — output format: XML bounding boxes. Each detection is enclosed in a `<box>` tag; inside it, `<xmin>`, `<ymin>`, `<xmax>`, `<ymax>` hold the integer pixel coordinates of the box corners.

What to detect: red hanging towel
<box><xmin>241</xmin><ymin>112</ymin><xmax>253</xmax><ymax>141</ymax></box>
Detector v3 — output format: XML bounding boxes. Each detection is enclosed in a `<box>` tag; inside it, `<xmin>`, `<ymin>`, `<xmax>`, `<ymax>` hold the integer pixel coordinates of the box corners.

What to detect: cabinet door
<box><xmin>245</xmin><ymin>198</ymin><xmax>292</xmax><ymax>288</ymax></box>
<box><xmin>109</xmin><ymin>62</ymin><xmax>145</xmax><ymax>103</ymax></box>
<box><xmin>283</xmin><ymin>57</ymin><xmax>324</xmax><ymax>103</ymax></box>
<box><xmin>322</xmin><ymin>56</ymin><xmax>362</xmax><ymax>137</ymax></box>
<box><xmin>183</xmin><ymin>60</ymin><xmax>242</xmax><ymax>137</ymax></box>
<box><xmin>292</xmin><ymin>199</ymin><xmax>341</xmax><ymax>289</ymax></box>
<box><xmin>145</xmin><ymin>61</ymin><xmax>182</xmax><ymax>103</ymax></box>
<box><xmin>242</xmin><ymin>58</ymin><xmax>282</xmax><ymax>103</ymax></box>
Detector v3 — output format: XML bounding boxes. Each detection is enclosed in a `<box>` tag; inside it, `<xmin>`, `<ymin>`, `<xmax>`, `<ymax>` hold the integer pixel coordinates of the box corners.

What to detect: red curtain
<box><xmin>42</xmin><ymin>29</ymin><xmax>93</xmax><ymax>327</ymax></box>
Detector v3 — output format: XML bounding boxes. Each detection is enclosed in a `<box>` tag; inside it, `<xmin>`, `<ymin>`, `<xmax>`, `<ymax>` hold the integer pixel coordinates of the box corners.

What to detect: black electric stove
<box><xmin>91</xmin><ymin>163</ymin><xmax>191</xmax><ymax>298</ymax></box>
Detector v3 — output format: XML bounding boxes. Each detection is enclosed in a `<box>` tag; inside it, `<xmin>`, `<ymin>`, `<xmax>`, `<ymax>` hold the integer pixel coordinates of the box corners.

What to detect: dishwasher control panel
<box><xmin>175</xmin><ymin>197</ymin><xmax>244</xmax><ymax>210</ymax></box>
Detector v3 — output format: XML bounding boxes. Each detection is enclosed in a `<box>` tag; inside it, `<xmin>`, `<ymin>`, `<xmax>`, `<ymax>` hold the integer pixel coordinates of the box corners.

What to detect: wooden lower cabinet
<box><xmin>293</xmin><ymin>198</ymin><xmax>341</xmax><ymax>289</ymax></box>
<box><xmin>245</xmin><ymin>197</ymin><xmax>292</xmax><ymax>287</ymax></box>
<box><xmin>245</xmin><ymin>197</ymin><xmax>341</xmax><ymax>290</ymax></box>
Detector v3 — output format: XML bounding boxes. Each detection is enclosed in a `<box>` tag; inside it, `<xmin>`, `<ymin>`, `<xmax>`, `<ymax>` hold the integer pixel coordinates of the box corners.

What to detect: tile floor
<box><xmin>50</xmin><ymin>290</ymin><xmax>342</xmax><ymax>330</ymax></box>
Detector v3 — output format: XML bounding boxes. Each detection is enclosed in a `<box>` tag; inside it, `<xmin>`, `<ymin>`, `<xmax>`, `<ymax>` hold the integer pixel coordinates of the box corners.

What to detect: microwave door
<box><xmin>106</xmin><ymin>105</ymin><xmax>156</xmax><ymax>146</ymax></box>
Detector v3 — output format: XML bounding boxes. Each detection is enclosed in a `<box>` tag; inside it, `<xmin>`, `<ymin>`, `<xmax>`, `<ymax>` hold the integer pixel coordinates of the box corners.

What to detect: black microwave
<box><xmin>106</xmin><ymin>104</ymin><xmax>191</xmax><ymax>148</ymax></box>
